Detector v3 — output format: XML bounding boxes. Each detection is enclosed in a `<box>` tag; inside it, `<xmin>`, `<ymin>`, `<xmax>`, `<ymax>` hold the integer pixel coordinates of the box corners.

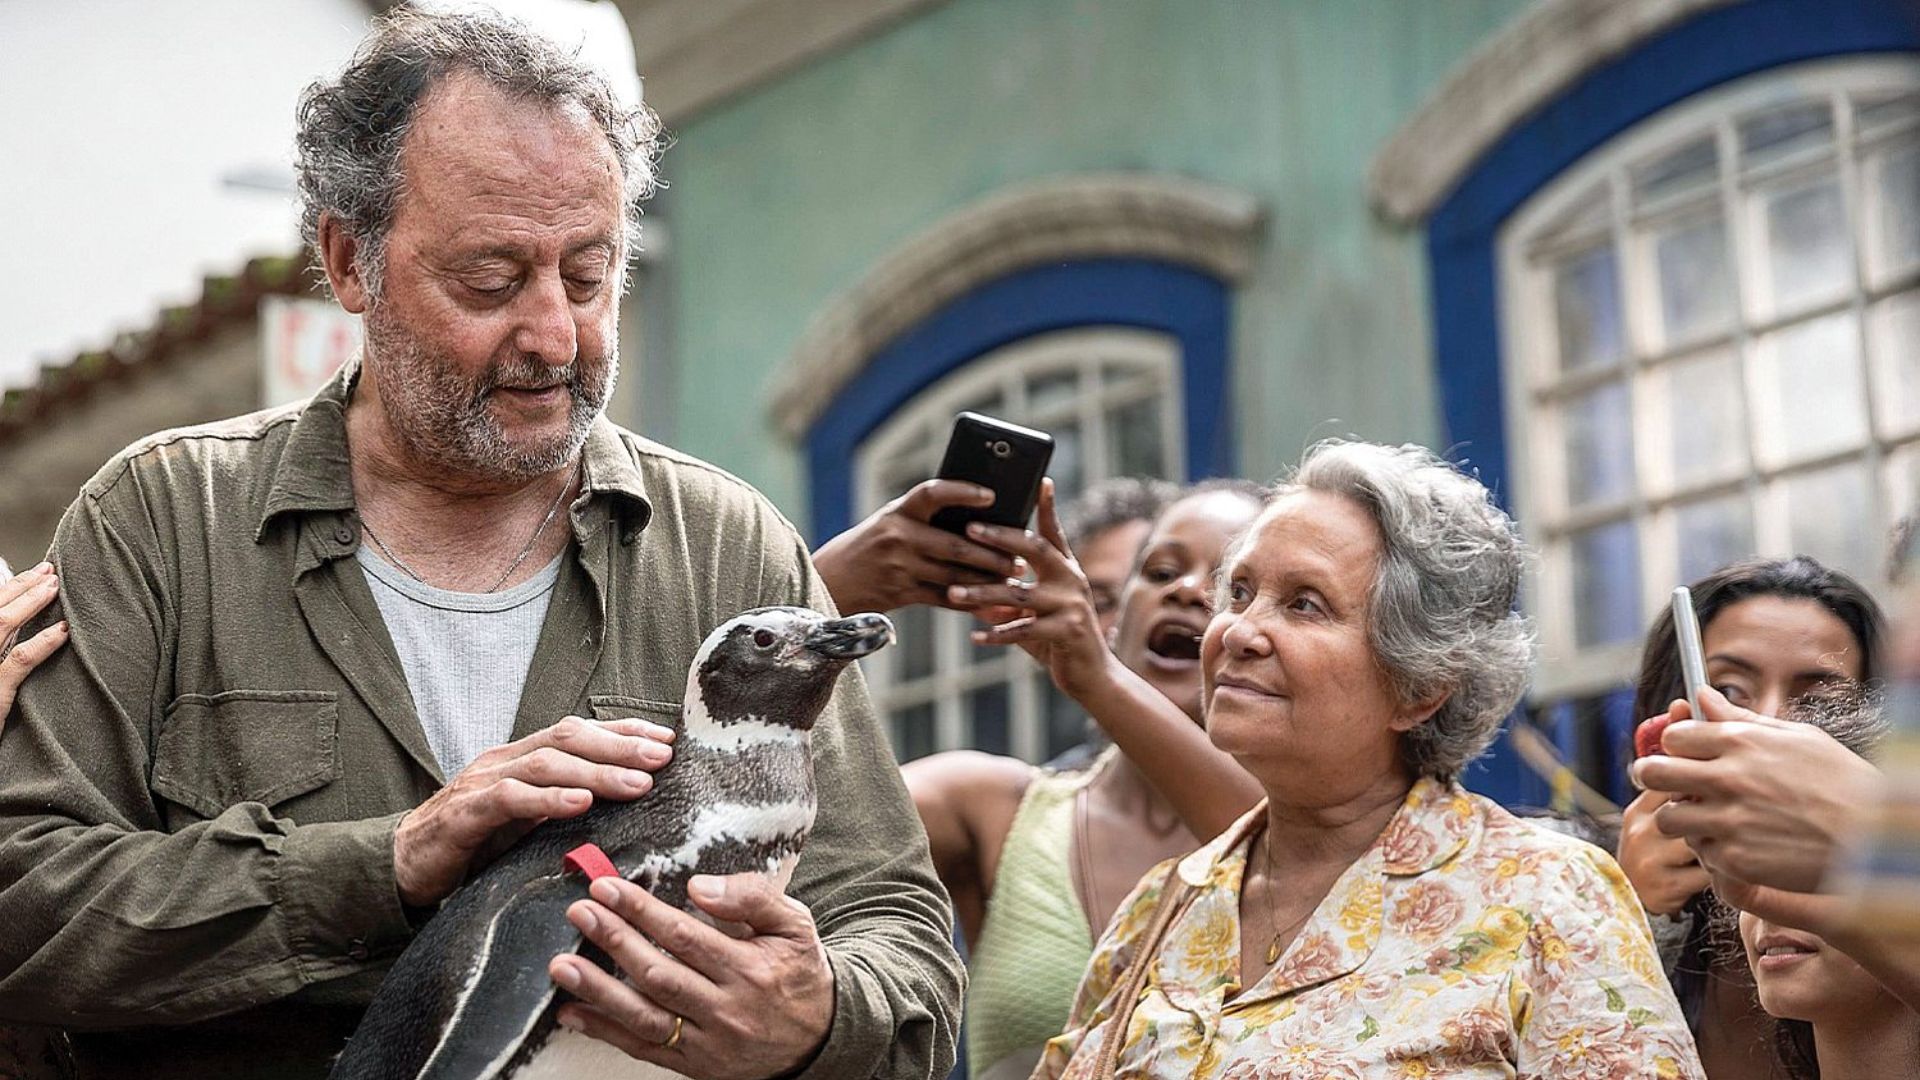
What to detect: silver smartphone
<box><xmin>1672</xmin><ymin>586</ymin><xmax>1708</xmax><ymax>721</ymax></box>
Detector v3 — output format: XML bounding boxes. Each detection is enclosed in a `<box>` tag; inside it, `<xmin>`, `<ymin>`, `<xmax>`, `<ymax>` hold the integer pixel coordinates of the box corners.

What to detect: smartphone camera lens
<box><xmin>990</xmin><ymin>440</ymin><xmax>1012</xmax><ymax>459</ymax></box>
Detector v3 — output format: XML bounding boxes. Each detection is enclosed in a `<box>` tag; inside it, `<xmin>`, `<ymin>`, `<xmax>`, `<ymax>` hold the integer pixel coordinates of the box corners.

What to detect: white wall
<box><xmin>0</xmin><ymin>0</ymin><xmax>645</xmax><ymax>395</ymax></box>
<box><xmin>0</xmin><ymin>0</ymin><xmax>371</xmax><ymax>392</ymax></box>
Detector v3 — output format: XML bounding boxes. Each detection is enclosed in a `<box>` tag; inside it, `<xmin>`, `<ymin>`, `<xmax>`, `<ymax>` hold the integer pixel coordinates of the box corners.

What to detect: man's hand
<box><xmin>549</xmin><ymin>873</ymin><xmax>835</xmax><ymax>1079</ymax></box>
<box><xmin>1616</xmin><ymin>789</ymin><xmax>1712</xmax><ymax>916</ymax></box>
<box><xmin>393</xmin><ymin>717</ymin><xmax>675</xmax><ymax>907</ymax></box>
<box><xmin>0</xmin><ymin>560</ymin><xmax>68</xmax><ymax>724</ymax></box>
<box><xmin>1634</xmin><ymin>687</ymin><xmax>1880</xmax><ymax>893</ymax></box>
<box><xmin>812</xmin><ymin>479</ymin><xmax>1018</xmax><ymax>614</ymax></box>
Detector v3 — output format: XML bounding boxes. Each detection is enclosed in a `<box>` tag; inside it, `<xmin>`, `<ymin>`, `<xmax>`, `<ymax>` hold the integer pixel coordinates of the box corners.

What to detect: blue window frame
<box><xmin>1426</xmin><ymin>0</ymin><xmax>1920</xmax><ymax>806</ymax></box>
<box><xmin>802</xmin><ymin>257</ymin><xmax>1235</xmax><ymax>545</ymax></box>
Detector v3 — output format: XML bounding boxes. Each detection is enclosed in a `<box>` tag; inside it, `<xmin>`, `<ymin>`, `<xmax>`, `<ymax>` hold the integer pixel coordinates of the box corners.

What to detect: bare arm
<box><xmin>901</xmin><ymin>750</ymin><xmax>1030</xmax><ymax>948</ymax></box>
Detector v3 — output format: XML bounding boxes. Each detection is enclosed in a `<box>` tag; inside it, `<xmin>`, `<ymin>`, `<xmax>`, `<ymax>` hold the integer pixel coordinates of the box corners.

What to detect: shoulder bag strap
<box><xmin>1090</xmin><ymin>875</ymin><xmax>1197</xmax><ymax>1080</ymax></box>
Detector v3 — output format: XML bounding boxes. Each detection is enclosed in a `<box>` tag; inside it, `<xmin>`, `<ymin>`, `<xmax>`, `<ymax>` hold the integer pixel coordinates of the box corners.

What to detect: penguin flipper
<box><xmin>412</xmin><ymin>872</ymin><xmax>590</xmax><ymax>1080</ymax></box>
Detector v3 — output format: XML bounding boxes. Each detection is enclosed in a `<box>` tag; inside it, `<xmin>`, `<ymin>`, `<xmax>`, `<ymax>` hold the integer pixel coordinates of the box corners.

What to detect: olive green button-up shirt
<box><xmin>0</xmin><ymin>363</ymin><xmax>962</xmax><ymax>1079</ymax></box>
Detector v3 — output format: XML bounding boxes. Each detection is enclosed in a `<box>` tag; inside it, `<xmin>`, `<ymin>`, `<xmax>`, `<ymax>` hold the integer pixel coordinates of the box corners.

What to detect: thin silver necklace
<box><xmin>359</xmin><ymin>464</ymin><xmax>577</xmax><ymax>593</ymax></box>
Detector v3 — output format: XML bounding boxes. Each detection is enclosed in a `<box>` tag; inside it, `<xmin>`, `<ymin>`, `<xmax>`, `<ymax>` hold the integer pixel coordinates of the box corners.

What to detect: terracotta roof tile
<box><xmin>0</xmin><ymin>251</ymin><xmax>320</xmax><ymax>447</ymax></box>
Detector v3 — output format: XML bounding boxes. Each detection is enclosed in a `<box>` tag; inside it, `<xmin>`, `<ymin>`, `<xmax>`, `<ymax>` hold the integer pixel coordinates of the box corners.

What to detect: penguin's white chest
<box><xmin>508</xmin><ymin>1031</ymin><xmax>685</xmax><ymax>1080</ymax></box>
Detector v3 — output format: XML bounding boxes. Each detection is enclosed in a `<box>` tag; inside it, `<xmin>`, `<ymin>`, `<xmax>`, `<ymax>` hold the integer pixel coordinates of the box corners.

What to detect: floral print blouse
<box><xmin>1033</xmin><ymin>778</ymin><xmax>1703</xmax><ymax>1079</ymax></box>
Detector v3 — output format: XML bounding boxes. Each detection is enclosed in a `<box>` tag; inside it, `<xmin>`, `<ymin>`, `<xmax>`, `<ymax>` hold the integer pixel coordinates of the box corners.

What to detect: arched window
<box><xmin>1499</xmin><ymin>58</ymin><xmax>1920</xmax><ymax>697</ymax></box>
<box><xmin>855</xmin><ymin>327</ymin><xmax>1184</xmax><ymax>762</ymax></box>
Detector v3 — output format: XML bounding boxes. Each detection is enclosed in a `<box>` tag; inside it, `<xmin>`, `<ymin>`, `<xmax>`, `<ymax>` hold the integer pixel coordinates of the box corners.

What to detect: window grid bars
<box><xmin>1504</xmin><ymin>60</ymin><xmax>1920</xmax><ymax>699</ymax></box>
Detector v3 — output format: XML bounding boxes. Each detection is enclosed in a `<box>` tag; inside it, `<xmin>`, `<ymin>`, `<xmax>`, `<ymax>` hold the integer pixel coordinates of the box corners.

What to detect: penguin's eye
<box><xmin>753</xmin><ymin>629</ymin><xmax>777</xmax><ymax>649</ymax></box>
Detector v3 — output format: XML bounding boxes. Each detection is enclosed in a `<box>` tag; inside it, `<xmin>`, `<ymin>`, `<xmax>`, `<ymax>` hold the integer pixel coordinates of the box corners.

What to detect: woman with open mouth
<box><xmin>913</xmin><ymin>477</ymin><xmax>1267</xmax><ymax>1080</ymax></box>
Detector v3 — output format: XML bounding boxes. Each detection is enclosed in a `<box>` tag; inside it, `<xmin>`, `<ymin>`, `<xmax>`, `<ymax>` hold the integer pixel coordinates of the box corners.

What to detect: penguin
<box><xmin>327</xmin><ymin>606</ymin><xmax>895</xmax><ymax>1080</ymax></box>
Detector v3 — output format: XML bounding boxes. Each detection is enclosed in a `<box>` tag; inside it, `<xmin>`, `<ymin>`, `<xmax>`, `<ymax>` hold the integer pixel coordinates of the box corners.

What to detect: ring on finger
<box><xmin>662</xmin><ymin>1014</ymin><xmax>684</xmax><ymax>1050</ymax></box>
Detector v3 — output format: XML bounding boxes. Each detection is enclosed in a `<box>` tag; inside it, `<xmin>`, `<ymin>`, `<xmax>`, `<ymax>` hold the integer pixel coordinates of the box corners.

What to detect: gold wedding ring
<box><xmin>663</xmin><ymin>1014</ymin><xmax>684</xmax><ymax>1050</ymax></box>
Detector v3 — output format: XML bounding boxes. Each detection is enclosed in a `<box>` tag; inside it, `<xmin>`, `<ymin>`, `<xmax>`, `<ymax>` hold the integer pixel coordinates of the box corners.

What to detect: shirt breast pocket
<box><xmin>588</xmin><ymin>694</ymin><xmax>683</xmax><ymax>732</ymax></box>
<box><xmin>154</xmin><ymin>690</ymin><xmax>341</xmax><ymax>819</ymax></box>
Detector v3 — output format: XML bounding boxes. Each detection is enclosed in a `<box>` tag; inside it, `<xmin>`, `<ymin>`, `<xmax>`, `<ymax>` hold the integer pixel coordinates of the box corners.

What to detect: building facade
<box><xmin>4</xmin><ymin>0</ymin><xmax>1914</xmax><ymax>808</ymax></box>
<box><xmin>639</xmin><ymin>0</ymin><xmax>1920</xmax><ymax>805</ymax></box>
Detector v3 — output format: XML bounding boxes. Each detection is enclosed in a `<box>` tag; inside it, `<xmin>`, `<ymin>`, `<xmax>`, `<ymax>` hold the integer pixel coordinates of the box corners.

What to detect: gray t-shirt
<box><xmin>355</xmin><ymin>544</ymin><xmax>565</xmax><ymax>776</ymax></box>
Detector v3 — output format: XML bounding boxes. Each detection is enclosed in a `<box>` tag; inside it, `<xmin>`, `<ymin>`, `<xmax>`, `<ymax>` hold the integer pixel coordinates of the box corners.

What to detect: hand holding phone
<box><xmin>929</xmin><ymin>412</ymin><xmax>1055</xmax><ymax>536</ymax></box>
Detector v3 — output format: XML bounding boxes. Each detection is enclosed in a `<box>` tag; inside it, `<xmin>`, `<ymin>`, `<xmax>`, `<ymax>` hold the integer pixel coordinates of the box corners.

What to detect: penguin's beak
<box><xmin>805</xmin><ymin>612</ymin><xmax>895</xmax><ymax>660</ymax></box>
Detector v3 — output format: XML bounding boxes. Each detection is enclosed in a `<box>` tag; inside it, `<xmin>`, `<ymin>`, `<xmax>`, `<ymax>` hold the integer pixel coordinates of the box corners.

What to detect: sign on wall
<box><xmin>261</xmin><ymin>295</ymin><xmax>359</xmax><ymax>407</ymax></box>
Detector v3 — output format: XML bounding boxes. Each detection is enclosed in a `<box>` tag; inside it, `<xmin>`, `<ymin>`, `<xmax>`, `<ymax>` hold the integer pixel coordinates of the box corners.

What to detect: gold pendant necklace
<box><xmin>1256</xmin><ymin>829</ymin><xmax>1311</xmax><ymax>967</ymax></box>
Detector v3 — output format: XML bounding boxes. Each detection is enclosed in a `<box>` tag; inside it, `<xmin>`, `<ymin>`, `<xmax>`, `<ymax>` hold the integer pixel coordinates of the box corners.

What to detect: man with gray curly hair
<box><xmin>0</xmin><ymin>9</ymin><xmax>959</xmax><ymax>1079</ymax></box>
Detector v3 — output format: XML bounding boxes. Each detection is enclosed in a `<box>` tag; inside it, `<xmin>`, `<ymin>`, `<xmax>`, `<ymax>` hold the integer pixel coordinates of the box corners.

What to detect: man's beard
<box><xmin>362</xmin><ymin>307</ymin><xmax>616</xmax><ymax>480</ymax></box>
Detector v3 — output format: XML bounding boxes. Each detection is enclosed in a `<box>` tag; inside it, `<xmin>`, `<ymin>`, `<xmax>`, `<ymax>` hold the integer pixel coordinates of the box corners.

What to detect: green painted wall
<box><xmin>655</xmin><ymin>0</ymin><xmax>1533</xmax><ymax>525</ymax></box>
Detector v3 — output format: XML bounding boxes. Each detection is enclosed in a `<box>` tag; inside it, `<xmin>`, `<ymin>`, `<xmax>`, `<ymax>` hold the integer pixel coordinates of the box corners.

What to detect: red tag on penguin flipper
<box><xmin>563</xmin><ymin>843</ymin><xmax>620</xmax><ymax>882</ymax></box>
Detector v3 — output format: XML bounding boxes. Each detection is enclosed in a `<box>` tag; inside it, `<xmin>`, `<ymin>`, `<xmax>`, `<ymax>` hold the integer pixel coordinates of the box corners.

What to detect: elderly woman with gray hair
<box><xmin>970</xmin><ymin>440</ymin><xmax>1702</xmax><ymax>1078</ymax></box>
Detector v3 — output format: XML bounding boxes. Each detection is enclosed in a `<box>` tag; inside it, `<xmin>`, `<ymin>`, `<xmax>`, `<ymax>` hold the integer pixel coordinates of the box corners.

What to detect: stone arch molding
<box><xmin>1368</xmin><ymin>0</ymin><xmax>1744</xmax><ymax>223</ymax></box>
<box><xmin>768</xmin><ymin>173</ymin><xmax>1264</xmax><ymax>440</ymax></box>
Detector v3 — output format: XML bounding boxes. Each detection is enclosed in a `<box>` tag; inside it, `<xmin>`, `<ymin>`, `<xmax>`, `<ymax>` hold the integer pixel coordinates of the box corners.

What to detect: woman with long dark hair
<box><xmin>1617</xmin><ymin>555</ymin><xmax>1885</xmax><ymax>1077</ymax></box>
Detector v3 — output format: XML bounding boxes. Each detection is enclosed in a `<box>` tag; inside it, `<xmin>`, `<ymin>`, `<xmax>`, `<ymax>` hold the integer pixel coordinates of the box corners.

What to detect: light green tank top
<box><xmin>964</xmin><ymin>754</ymin><xmax>1107</xmax><ymax>1080</ymax></box>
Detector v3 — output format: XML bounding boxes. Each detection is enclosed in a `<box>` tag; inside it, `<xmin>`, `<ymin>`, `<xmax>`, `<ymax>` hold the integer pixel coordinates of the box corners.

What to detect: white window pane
<box><xmin>959</xmin><ymin>607</ymin><xmax>1007</xmax><ymax>666</ymax></box>
<box><xmin>1856</xmin><ymin>89</ymin><xmax>1920</xmax><ymax>137</ymax></box>
<box><xmin>1662</xmin><ymin>349</ymin><xmax>1747</xmax><ymax>487</ymax></box>
<box><xmin>1051</xmin><ymin>419</ymin><xmax>1085</xmax><ymax>500</ymax></box>
<box><xmin>1571</xmin><ymin>521</ymin><xmax>1643</xmax><ymax>648</ymax></box>
<box><xmin>1751</xmin><ymin>312</ymin><xmax>1867</xmax><ymax>466</ymax></box>
<box><xmin>891</xmin><ymin>702</ymin><xmax>936</xmax><ymax>762</ymax></box>
<box><xmin>1867</xmin><ymin>140</ymin><xmax>1920</xmax><ymax>286</ymax></box>
<box><xmin>1755</xmin><ymin>176</ymin><xmax>1853</xmax><ymax>315</ymax></box>
<box><xmin>1108</xmin><ymin>396</ymin><xmax>1164</xmax><ymax>479</ymax></box>
<box><xmin>1038</xmin><ymin>673</ymin><xmax>1088</xmax><ymax>759</ymax></box>
<box><xmin>1633</xmin><ymin>136</ymin><xmax>1718</xmax><ymax>205</ymax></box>
<box><xmin>1675</xmin><ymin>494</ymin><xmax>1755</xmax><ymax>584</ymax></box>
<box><xmin>1029</xmin><ymin>369</ymin><xmax>1081</xmax><ymax>415</ymax></box>
<box><xmin>1553</xmin><ymin>246</ymin><xmax>1626</xmax><ymax>373</ymax></box>
<box><xmin>1537</xmin><ymin>181</ymin><xmax>1612</xmax><ymax>247</ymax></box>
<box><xmin>1870</xmin><ymin>291</ymin><xmax>1920</xmax><ymax>437</ymax></box>
<box><xmin>960</xmin><ymin>389</ymin><xmax>1006</xmax><ymax>418</ymax></box>
<box><xmin>1739</xmin><ymin>99</ymin><xmax>1834</xmax><ymax>167</ymax></box>
<box><xmin>1781</xmin><ymin>462</ymin><xmax>1876</xmax><ymax>582</ymax></box>
<box><xmin>1652</xmin><ymin>215</ymin><xmax>1736</xmax><ymax>345</ymax></box>
<box><xmin>1883</xmin><ymin>442</ymin><xmax>1920</xmax><ymax>544</ymax></box>
<box><xmin>966</xmin><ymin>682</ymin><xmax>1011</xmax><ymax>756</ymax></box>
<box><xmin>1563</xmin><ymin>380</ymin><xmax>1636</xmax><ymax>507</ymax></box>
<box><xmin>893</xmin><ymin>603</ymin><xmax>936</xmax><ymax>681</ymax></box>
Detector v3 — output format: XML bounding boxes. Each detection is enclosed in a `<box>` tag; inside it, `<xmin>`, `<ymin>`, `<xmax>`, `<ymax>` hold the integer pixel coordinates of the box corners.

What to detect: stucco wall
<box><xmin>655</xmin><ymin>0</ymin><xmax>1533</xmax><ymax>523</ymax></box>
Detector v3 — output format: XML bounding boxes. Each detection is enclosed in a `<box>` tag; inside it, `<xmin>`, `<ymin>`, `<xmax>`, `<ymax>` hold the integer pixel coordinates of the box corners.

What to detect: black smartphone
<box><xmin>929</xmin><ymin>412</ymin><xmax>1055</xmax><ymax>536</ymax></box>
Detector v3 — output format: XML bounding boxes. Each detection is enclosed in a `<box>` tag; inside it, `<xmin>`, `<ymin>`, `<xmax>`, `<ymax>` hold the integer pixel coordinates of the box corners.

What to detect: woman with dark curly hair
<box><xmin>1617</xmin><ymin>556</ymin><xmax>1885</xmax><ymax>1078</ymax></box>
